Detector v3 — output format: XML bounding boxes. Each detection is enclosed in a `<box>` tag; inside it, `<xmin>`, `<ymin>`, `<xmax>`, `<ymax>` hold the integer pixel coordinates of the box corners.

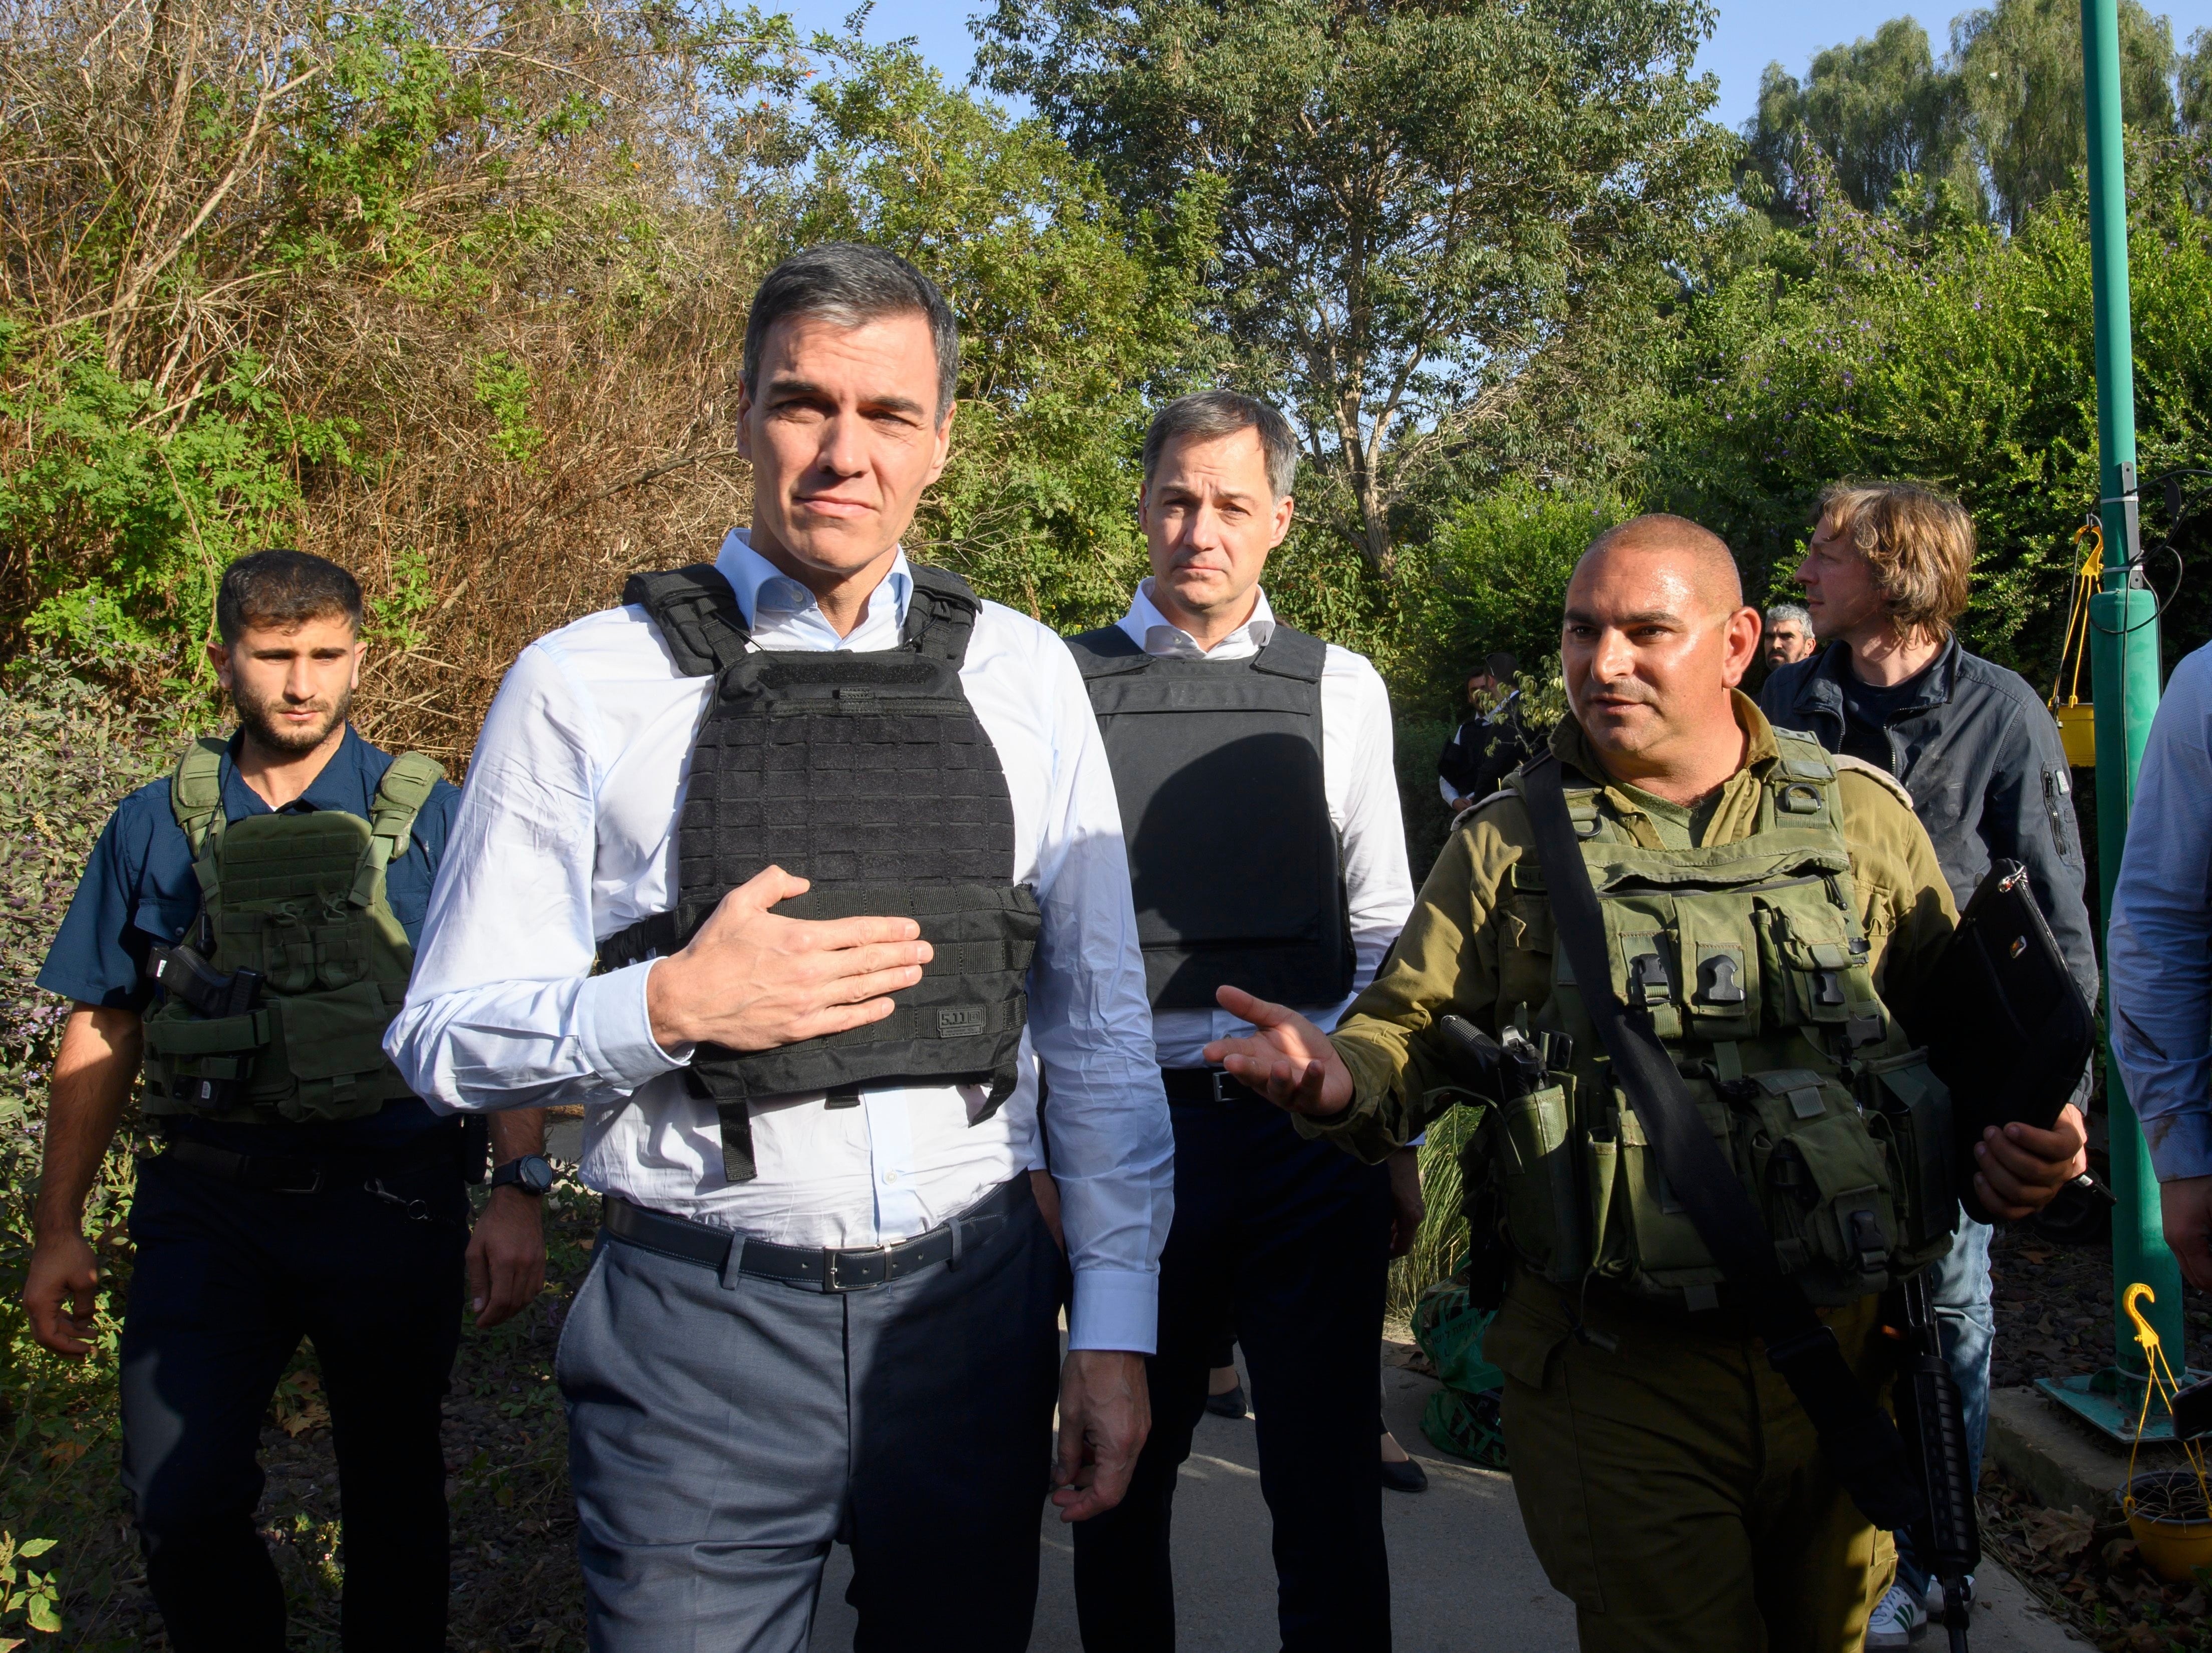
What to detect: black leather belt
<box><xmin>160</xmin><ymin>1134</ymin><xmax>452</xmax><ymax>1195</ymax></box>
<box><xmin>1161</xmin><ymin>1066</ymin><xmax>1265</xmax><ymax>1107</ymax></box>
<box><xmin>601</xmin><ymin>1175</ymin><xmax>1029</xmax><ymax>1292</ymax></box>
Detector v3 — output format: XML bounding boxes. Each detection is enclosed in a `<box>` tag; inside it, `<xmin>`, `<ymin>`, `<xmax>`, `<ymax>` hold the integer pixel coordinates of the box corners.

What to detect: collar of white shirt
<box><xmin>1114</xmin><ymin>577</ymin><xmax>1276</xmax><ymax>662</ymax></box>
<box><xmin>713</xmin><ymin>527</ymin><xmax>914</xmax><ymax>650</ymax></box>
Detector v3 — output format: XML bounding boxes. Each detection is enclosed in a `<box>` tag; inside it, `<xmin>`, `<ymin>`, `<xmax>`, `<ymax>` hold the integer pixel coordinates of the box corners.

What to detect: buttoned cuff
<box><xmin>2148</xmin><ymin>1109</ymin><xmax>2212</xmax><ymax>1183</ymax></box>
<box><xmin>1067</xmin><ymin>1267</ymin><xmax>1159</xmax><ymax>1354</ymax></box>
<box><xmin>575</xmin><ymin>960</ymin><xmax>692</xmax><ymax>1092</ymax></box>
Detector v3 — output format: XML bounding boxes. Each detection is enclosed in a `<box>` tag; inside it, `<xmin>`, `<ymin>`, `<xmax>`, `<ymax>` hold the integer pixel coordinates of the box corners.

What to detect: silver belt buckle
<box><xmin>1211</xmin><ymin>1069</ymin><xmax>1237</xmax><ymax>1104</ymax></box>
<box><xmin>826</xmin><ymin>1243</ymin><xmax>892</xmax><ymax>1292</ymax></box>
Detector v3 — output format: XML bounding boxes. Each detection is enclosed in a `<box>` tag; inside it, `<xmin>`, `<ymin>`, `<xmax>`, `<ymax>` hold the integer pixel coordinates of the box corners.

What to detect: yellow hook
<box><xmin>2126</xmin><ymin>1283</ymin><xmax>2163</xmax><ymax>1358</ymax></box>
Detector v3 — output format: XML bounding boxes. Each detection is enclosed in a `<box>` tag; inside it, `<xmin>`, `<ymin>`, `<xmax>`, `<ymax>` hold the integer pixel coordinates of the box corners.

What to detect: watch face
<box><xmin>519</xmin><ymin>1156</ymin><xmax>556</xmax><ymax>1194</ymax></box>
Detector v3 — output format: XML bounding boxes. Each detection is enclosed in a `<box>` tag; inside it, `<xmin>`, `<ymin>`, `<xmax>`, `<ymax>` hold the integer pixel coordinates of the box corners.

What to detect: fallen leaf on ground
<box><xmin>2023</xmin><ymin>1505</ymin><xmax>2097</xmax><ymax>1558</ymax></box>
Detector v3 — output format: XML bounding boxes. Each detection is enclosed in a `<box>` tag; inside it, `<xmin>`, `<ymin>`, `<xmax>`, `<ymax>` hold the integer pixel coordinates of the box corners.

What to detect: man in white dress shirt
<box><xmin>1063</xmin><ymin>393</ymin><xmax>1415</xmax><ymax>1651</ymax></box>
<box><xmin>385</xmin><ymin>243</ymin><xmax>1174</xmax><ymax>1651</ymax></box>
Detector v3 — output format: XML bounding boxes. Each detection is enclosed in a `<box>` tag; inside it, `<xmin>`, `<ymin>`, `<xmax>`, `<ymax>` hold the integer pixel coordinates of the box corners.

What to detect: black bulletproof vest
<box><xmin>601</xmin><ymin>562</ymin><xmax>1041</xmax><ymax>1183</ymax></box>
<box><xmin>1066</xmin><ymin>622</ymin><xmax>1352</xmax><ymax>1011</ymax></box>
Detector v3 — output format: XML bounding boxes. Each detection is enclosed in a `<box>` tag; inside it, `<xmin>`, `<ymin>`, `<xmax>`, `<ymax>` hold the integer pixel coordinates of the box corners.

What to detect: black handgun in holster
<box><xmin>1436</xmin><ymin>1016</ymin><xmax>1552</xmax><ymax>1311</ymax></box>
<box><xmin>1435</xmin><ymin>1014</ymin><xmax>1548</xmax><ymax>1105</ymax></box>
<box><xmin>150</xmin><ymin>945</ymin><xmax>265</xmax><ymax>1108</ymax></box>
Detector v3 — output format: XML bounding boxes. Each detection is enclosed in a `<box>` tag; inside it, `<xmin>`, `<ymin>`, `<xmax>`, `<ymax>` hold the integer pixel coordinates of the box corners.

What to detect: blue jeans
<box><xmin>1892</xmin><ymin>1216</ymin><xmax>1995</xmax><ymax>1598</ymax></box>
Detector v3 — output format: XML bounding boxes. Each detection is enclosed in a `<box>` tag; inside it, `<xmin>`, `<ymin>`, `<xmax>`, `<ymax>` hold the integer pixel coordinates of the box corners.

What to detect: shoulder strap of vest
<box><xmin>1250</xmin><ymin>624</ymin><xmax>1328</xmax><ymax>684</ymax></box>
<box><xmin>169</xmin><ymin>736</ymin><xmax>232</xmax><ymax>910</ymax></box>
<box><xmin>623</xmin><ymin>564</ymin><xmax>751</xmax><ymax>678</ymax></box>
<box><xmin>1764</xmin><ymin>728</ymin><xmax>1850</xmax><ymax>835</ymax></box>
<box><xmin>169</xmin><ymin>737</ymin><xmax>230</xmax><ymax>855</ymax></box>
<box><xmin>1518</xmin><ymin>749</ymin><xmax>1925</xmax><ymax>1533</ymax></box>
<box><xmin>901</xmin><ymin>563</ymin><xmax>983</xmax><ymax>666</ymax></box>
<box><xmin>351</xmin><ymin>752</ymin><xmax>446</xmax><ymax>907</ymax></box>
<box><xmin>1063</xmin><ymin>624</ymin><xmax>1151</xmax><ymax>680</ymax></box>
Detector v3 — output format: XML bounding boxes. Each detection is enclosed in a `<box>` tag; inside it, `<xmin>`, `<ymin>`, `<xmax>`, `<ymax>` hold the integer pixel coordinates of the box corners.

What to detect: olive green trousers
<box><xmin>1484</xmin><ymin>1273</ymin><xmax>1895</xmax><ymax>1653</ymax></box>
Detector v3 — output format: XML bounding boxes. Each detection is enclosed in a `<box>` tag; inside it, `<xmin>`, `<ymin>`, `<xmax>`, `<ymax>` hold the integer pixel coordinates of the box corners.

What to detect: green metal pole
<box><xmin>2081</xmin><ymin>0</ymin><xmax>2181</xmax><ymax>1375</ymax></box>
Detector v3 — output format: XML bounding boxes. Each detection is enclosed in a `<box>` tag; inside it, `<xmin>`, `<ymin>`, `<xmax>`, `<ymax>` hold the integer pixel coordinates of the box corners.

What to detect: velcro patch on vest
<box><xmin>936</xmin><ymin>1007</ymin><xmax>988</xmax><ymax>1038</ymax></box>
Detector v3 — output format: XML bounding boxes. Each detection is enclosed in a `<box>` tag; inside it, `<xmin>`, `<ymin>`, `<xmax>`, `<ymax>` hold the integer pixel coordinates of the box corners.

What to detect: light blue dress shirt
<box><xmin>2108</xmin><ymin>642</ymin><xmax>2212</xmax><ymax>1181</ymax></box>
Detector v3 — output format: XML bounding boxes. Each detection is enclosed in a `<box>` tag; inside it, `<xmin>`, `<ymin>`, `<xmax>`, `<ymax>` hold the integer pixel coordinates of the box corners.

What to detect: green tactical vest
<box><xmin>141</xmin><ymin>738</ymin><xmax>442</xmax><ymax>1125</ymax></box>
<box><xmin>1478</xmin><ymin>732</ymin><xmax>1957</xmax><ymax>1312</ymax></box>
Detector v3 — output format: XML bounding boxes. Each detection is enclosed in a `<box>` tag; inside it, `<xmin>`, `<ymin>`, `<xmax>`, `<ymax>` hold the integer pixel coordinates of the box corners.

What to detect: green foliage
<box><xmin>978</xmin><ymin>0</ymin><xmax>1735</xmax><ymax>571</ymax></box>
<box><xmin>791</xmin><ymin>43</ymin><xmax>1217</xmax><ymax>630</ymax></box>
<box><xmin>1387</xmin><ymin>1101</ymin><xmax>1484</xmax><ymax>1324</ymax></box>
<box><xmin>1743</xmin><ymin>20</ymin><xmax>1975</xmax><ymax>216</ymax></box>
<box><xmin>1642</xmin><ymin>143</ymin><xmax>2212</xmax><ymax>680</ymax></box>
<box><xmin>1743</xmin><ymin>0</ymin><xmax>2178</xmax><ymax>229</ymax></box>
<box><xmin>0</xmin><ymin>663</ymin><xmax>180</xmax><ymax>1648</ymax></box>
<box><xmin>472</xmin><ymin>354</ymin><xmax>546</xmax><ymax>469</ymax></box>
<box><xmin>1413</xmin><ymin>480</ymin><xmax>1632</xmax><ymax>693</ymax></box>
<box><xmin>0</xmin><ymin>332</ymin><xmax>306</xmax><ymax>669</ymax></box>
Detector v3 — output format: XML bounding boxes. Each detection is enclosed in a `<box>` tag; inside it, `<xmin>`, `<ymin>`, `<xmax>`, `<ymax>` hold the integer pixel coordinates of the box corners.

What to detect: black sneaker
<box><xmin>1205</xmin><ymin>1383</ymin><xmax>1248</xmax><ymax>1419</ymax></box>
<box><xmin>1381</xmin><ymin>1455</ymin><xmax>1429</xmax><ymax>1494</ymax></box>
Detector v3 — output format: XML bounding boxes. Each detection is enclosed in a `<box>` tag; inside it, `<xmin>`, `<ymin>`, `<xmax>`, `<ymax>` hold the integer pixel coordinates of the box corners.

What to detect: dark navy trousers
<box><xmin>1072</xmin><ymin>1096</ymin><xmax>1395</xmax><ymax>1652</ymax></box>
<box><xmin>118</xmin><ymin>1148</ymin><xmax>468</xmax><ymax>1653</ymax></box>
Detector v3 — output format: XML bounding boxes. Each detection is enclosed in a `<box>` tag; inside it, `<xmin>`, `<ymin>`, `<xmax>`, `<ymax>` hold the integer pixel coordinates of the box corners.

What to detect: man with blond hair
<box><xmin>1762</xmin><ymin>479</ymin><xmax>2097</xmax><ymax>1647</ymax></box>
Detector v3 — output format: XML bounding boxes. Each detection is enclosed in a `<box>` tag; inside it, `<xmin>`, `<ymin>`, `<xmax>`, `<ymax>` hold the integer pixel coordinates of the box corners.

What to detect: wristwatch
<box><xmin>489</xmin><ymin>1154</ymin><xmax>556</xmax><ymax>1197</ymax></box>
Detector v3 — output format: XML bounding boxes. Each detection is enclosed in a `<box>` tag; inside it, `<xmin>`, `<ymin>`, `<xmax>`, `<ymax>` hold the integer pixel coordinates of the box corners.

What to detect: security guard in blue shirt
<box><xmin>21</xmin><ymin>549</ymin><xmax>549</xmax><ymax>1653</ymax></box>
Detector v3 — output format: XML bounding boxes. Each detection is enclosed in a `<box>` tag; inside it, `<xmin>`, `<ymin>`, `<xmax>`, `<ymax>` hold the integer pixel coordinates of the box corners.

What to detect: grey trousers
<box><xmin>558</xmin><ymin>1182</ymin><xmax>1066</xmax><ymax>1652</ymax></box>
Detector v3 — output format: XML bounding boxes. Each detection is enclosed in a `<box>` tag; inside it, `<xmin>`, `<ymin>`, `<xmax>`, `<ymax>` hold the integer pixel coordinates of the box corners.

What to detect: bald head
<box><xmin>1559</xmin><ymin>511</ymin><xmax>1762</xmax><ymax>803</ymax></box>
<box><xmin>1576</xmin><ymin>513</ymin><xmax>1743</xmax><ymax>619</ymax></box>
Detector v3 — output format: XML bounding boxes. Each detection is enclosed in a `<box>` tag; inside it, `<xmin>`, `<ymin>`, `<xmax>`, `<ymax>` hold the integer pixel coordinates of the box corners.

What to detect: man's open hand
<box><xmin>1201</xmin><ymin>986</ymin><xmax>1354</xmax><ymax>1119</ymax></box>
<box><xmin>467</xmin><ymin>1186</ymin><xmax>547</xmax><ymax>1328</ymax></box>
<box><xmin>24</xmin><ymin>1230</ymin><xmax>101</xmax><ymax>1357</ymax></box>
<box><xmin>1974</xmin><ymin>1103</ymin><xmax>2090</xmax><ymax>1222</ymax></box>
<box><xmin>1052</xmin><ymin>1349</ymin><xmax>1150</xmax><ymax>1523</ymax></box>
<box><xmin>645</xmin><ymin>866</ymin><xmax>932</xmax><ymax>1051</ymax></box>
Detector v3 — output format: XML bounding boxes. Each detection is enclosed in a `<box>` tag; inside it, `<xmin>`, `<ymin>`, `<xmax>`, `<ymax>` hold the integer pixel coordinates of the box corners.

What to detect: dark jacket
<box><xmin>1760</xmin><ymin>638</ymin><xmax>2100</xmax><ymax>1013</ymax></box>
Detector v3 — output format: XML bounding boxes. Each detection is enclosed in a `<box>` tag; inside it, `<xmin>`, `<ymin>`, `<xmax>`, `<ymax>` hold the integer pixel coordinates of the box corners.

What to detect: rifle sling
<box><xmin>1519</xmin><ymin>751</ymin><xmax>1925</xmax><ymax>1532</ymax></box>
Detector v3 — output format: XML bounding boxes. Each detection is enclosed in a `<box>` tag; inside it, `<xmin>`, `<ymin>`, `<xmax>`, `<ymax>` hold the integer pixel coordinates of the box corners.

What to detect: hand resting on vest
<box><xmin>644</xmin><ymin>865</ymin><xmax>933</xmax><ymax>1053</ymax></box>
<box><xmin>1202</xmin><ymin>984</ymin><xmax>1354</xmax><ymax>1118</ymax></box>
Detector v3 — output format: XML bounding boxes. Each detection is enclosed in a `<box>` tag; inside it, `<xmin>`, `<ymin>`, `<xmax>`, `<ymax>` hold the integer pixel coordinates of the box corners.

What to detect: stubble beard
<box><xmin>234</xmin><ymin>679</ymin><xmax>353</xmax><ymax>756</ymax></box>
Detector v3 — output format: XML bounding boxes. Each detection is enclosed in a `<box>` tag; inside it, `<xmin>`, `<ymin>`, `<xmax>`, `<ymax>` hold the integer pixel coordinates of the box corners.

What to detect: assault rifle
<box><xmin>1893</xmin><ymin>1268</ymin><xmax>1980</xmax><ymax>1651</ymax></box>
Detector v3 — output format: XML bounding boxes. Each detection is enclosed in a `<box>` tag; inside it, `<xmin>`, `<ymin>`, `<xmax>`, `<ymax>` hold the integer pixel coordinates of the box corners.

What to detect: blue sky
<box><xmin>778</xmin><ymin>2</ymin><xmax>2212</xmax><ymax>130</ymax></box>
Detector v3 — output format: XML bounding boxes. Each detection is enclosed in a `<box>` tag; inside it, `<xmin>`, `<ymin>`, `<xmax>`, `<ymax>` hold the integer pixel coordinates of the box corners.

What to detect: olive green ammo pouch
<box><xmin>141</xmin><ymin>738</ymin><xmax>441</xmax><ymax>1125</ymax></box>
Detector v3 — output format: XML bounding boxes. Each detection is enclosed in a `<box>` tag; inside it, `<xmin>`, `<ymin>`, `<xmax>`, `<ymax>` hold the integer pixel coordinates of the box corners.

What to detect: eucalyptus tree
<box><xmin>975</xmin><ymin>0</ymin><xmax>1733</xmax><ymax>574</ymax></box>
<box><xmin>1953</xmin><ymin>0</ymin><xmax>2175</xmax><ymax>229</ymax></box>
<box><xmin>1743</xmin><ymin>19</ymin><xmax>1973</xmax><ymax>217</ymax></box>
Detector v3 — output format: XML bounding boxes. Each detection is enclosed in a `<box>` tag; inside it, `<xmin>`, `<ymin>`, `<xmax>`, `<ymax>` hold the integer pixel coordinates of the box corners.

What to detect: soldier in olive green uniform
<box><xmin>1203</xmin><ymin>515</ymin><xmax>2088</xmax><ymax>1653</ymax></box>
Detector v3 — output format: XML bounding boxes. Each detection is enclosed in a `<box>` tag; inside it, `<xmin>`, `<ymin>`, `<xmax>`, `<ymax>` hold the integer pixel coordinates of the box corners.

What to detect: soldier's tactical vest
<box><xmin>1066</xmin><ymin>623</ymin><xmax>1353</xmax><ymax>1011</ymax></box>
<box><xmin>1479</xmin><ymin>733</ymin><xmax>1957</xmax><ymax>1311</ymax></box>
<box><xmin>142</xmin><ymin>740</ymin><xmax>442</xmax><ymax>1124</ymax></box>
<box><xmin>599</xmin><ymin>562</ymin><xmax>1041</xmax><ymax>1184</ymax></box>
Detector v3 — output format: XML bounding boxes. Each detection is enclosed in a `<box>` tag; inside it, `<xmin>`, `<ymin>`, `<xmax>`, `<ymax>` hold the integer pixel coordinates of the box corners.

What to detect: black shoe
<box><xmin>1205</xmin><ymin>1384</ymin><xmax>1248</xmax><ymax>1419</ymax></box>
<box><xmin>1381</xmin><ymin>1454</ymin><xmax>1429</xmax><ymax>1494</ymax></box>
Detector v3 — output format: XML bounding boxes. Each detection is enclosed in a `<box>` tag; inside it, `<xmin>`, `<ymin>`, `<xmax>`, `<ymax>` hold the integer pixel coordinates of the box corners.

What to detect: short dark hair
<box><xmin>216</xmin><ymin>549</ymin><xmax>363</xmax><ymax>644</ymax></box>
<box><xmin>1142</xmin><ymin>392</ymin><xmax>1299</xmax><ymax>502</ymax></box>
<box><xmin>741</xmin><ymin>243</ymin><xmax>960</xmax><ymax>420</ymax></box>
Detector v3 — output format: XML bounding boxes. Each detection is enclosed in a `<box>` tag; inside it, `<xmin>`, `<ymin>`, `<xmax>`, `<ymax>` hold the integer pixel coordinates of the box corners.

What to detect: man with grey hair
<box><xmin>386</xmin><ymin>242</ymin><xmax>1175</xmax><ymax>1650</ymax></box>
<box><xmin>1763</xmin><ymin>601</ymin><xmax>1816</xmax><ymax>670</ymax></box>
<box><xmin>1063</xmin><ymin>390</ymin><xmax>1415</xmax><ymax>1650</ymax></box>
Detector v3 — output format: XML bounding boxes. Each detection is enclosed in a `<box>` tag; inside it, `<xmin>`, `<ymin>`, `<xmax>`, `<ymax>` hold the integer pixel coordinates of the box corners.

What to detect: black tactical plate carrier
<box><xmin>1065</xmin><ymin>622</ymin><xmax>1352</xmax><ymax>1011</ymax></box>
<box><xmin>600</xmin><ymin>562</ymin><xmax>1042</xmax><ymax>1183</ymax></box>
